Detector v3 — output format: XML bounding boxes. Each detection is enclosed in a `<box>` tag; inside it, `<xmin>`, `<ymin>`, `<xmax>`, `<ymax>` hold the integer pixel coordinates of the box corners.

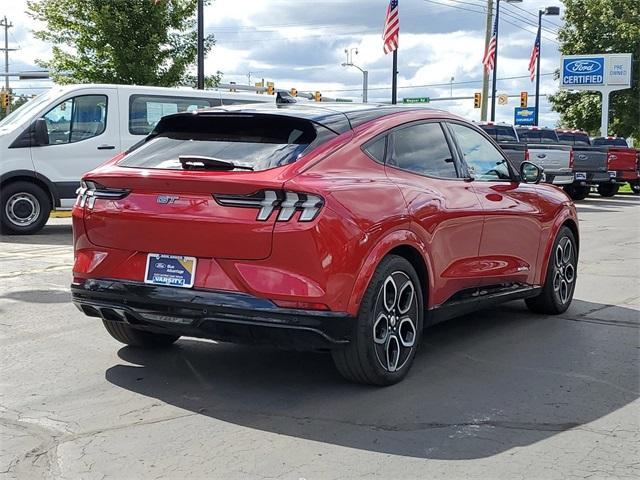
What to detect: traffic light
<box><xmin>314</xmin><ymin>91</ymin><xmax>322</xmax><ymax>102</ymax></box>
<box><xmin>290</xmin><ymin>88</ymin><xmax>297</xmax><ymax>97</ymax></box>
<box><xmin>267</xmin><ymin>82</ymin><xmax>275</xmax><ymax>95</ymax></box>
<box><xmin>520</xmin><ymin>91</ymin><xmax>528</xmax><ymax>108</ymax></box>
<box><xmin>473</xmin><ymin>92</ymin><xmax>481</xmax><ymax>108</ymax></box>
<box><xmin>0</xmin><ymin>91</ymin><xmax>9</xmax><ymax>109</ymax></box>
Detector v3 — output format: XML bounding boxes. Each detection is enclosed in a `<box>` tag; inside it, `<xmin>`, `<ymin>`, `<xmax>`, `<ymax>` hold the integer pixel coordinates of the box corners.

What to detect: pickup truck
<box><xmin>592</xmin><ymin>137</ymin><xmax>640</xmax><ymax>195</ymax></box>
<box><xmin>476</xmin><ymin>122</ymin><xmax>528</xmax><ymax>169</ymax></box>
<box><xmin>556</xmin><ymin>129</ymin><xmax>615</xmax><ymax>200</ymax></box>
<box><xmin>515</xmin><ymin>127</ymin><xmax>573</xmax><ymax>186</ymax></box>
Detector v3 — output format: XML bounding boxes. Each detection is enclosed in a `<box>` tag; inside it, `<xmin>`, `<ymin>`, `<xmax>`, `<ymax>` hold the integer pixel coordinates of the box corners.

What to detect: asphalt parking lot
<box><xmin>1</xmin><ymin>194</ymin><xmax>639</xmax><ymax>480</ymax></box>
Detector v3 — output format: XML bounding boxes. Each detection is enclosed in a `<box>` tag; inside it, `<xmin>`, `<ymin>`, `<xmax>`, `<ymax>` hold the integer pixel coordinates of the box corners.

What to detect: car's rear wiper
<box><xmin>178</xmin><ymin>155</ymin><xmax>254</xmax><ymax>171</ymax></box>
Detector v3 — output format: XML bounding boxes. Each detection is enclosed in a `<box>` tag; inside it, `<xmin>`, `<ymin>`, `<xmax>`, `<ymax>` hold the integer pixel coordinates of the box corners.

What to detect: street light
<box><xmin>490</xmin><ymin>0</ymin><xmax>523</xmax><ymax>121</ymax></box>
<box><xmin>534</xmin><ymin>6</ymin><xmax>560</xmax><ymax>125</ymax></box>
<box><xmin>341</xmin><ymin>48</ymin><xmax>369</xmax><ymax>103</ymax></box>
<box><xmin>450</xmin><ymin>76</ymin><xmax>455</xmax><ymax>97</ymax></box>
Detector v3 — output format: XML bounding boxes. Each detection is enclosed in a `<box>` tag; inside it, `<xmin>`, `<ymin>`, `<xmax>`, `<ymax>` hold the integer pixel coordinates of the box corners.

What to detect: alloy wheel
<box><xmin>552</xmin><ymin>236</ymin><xmax>576</xmax><ymax>304</ymax></box>
<box><xmin>372</xmin><ymin>271</ymin><xmax>418</xmax><ymax>372</ymax></box>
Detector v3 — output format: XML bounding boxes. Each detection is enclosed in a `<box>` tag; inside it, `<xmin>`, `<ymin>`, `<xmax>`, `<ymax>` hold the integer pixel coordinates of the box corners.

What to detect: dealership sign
<box><xmin>560</xmin><ymin>53</ymin><xmax>632</xmax><ymax>89</ymax></box>
<box><xmin>559</xmin><ymin>53</ymin><xmax>632</xmax><ymax>136</ymax></box>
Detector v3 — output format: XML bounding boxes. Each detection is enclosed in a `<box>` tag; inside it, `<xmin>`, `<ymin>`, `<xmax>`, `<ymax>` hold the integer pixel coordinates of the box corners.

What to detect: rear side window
<box><xmin>388</xmin><ymin>123</ymin><xmax>458</xmax><ymax>178</ymax></box>
<box><xmin>363</xmin><ymin>136</ymin><xmax>386</xmax><ymax>163</ymax></box>
<box><xmin>593</xmin><ymin>137</ymin><xmax>628</xmax><ymax>147</ymax></box>
<box><xmin>119</xmin><ymin>114</ymin><xmax>337</xmax><ymax>172</ymax></box>
<box><xmin>129</xmin><ymin>94</ymin><xmax>221</xmax><ymax>135</ymax></box>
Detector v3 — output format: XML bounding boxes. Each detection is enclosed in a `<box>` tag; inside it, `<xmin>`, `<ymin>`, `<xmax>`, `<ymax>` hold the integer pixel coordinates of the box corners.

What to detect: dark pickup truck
<box><xmin>556</xmin><ymin>129</ymin><xmax>616</xmax><ymax>200</ymax></box>
<box><xmin>593</xmin><ymin>137</ymin><xmax>640</xmax><ymax>195</ymax></box>
<box><xmin>477</xmin><ymin>122</ymin><xmax>528</xmax><ymax>169</ymax></box>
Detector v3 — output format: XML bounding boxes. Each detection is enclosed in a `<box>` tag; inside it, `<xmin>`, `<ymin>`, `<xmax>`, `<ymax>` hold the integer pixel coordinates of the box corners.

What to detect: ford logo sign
<box><xmin>157</xmin><ymin>195</ymin><xmax>179</xmax><ymax>204</ymax></box>
<box><xmin>566</xmin><ymin>59</ymin><xmax>602</xmax><ymax>74</ymax></box>
<box><xmin>578</xmin><ymin>154</ymin><xmax>588</xmax><ymax>161</ymax></box>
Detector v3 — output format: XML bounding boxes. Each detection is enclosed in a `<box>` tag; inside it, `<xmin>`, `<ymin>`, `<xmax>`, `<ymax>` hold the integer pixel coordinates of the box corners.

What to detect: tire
<box><xmin>630</xmin><ymin>183</ymin><xmax>640</xmax><ymax>195</ymax></box>
<box><xmin>526</xmin><ymin>226</ymin><xmax>577</xmax><ymax>315</ymax></box>
<box><xmin>564</xmin><ymin>185</ymin><xmax>590</xmax><ymax>201</ymax></box>
<box><xmin>332</xmin><ymin>255</ymin><xmax>423</xmax><ymax>386</ymax></box>
<box><xmin>0</xmin><ymin>181</ymin><xmax>51</xmax><ymax>235</ymax></box>
<box><xmin>102</xmin><ymin>320</ymin><xmax>179</xmax><ymax>348</ymax></box>
<box><xmin>597</xmin><ymin>183</ymin><xmax>619</xmax><ymax>197</ymax></box>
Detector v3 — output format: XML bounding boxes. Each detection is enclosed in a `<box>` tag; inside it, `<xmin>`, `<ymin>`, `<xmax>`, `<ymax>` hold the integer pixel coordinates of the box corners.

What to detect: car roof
<box><xmin>188</xmin><ymin>103</ymin><xmax>451</xmax><ymax>134</ymax></box>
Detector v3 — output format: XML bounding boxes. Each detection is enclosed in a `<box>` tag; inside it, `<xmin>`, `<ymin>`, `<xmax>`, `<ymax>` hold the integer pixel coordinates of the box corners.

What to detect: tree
<box><xmin>0</xmin><ymin>94</ymin><xmax>32</xmax><ymax>121</ymax></box>
<box><xmin>27</xmin><ymin>0</ymin><xmax>217</xmax><ymax>88</ymax></box>
<box><xmin>549</xmin><ymin>0</ymin><xmax>640</xmax><ymax>139</ymax></box>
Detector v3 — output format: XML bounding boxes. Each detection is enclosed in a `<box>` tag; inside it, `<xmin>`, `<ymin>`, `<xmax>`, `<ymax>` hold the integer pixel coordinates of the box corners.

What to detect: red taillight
<box><xmin>214</xmin><ymin>190</ymin><xmax>324</xmax><ymax>222</ymax></box>
<box><xmin>273</xmin><ymin>299</ymin><xmax>330</xmax><ymax>311</ymax></box>
<box><xmin>569</xmin><ymin>149</ymin><xmax>574</xmax><ymax>169</ymax></box>
<box><xmin>76</xmin><ymin>180</ymin><xmax>130</xmax><ymax>209</ymax></box>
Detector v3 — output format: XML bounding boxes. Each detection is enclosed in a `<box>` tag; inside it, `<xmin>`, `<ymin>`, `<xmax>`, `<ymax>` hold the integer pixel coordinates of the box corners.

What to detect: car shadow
<box><xmin>0</xmin><ymin>289</ymin><xmax>70</xmax><ymax>304</ymax></box>
<box><xmin>105</xmin><ymin>299</ymin><xmax>639</xmax><ymax>460</ymax></box>
<box><xmin>0</xmin><ymin>224</ymin><xmax>73</xmax><ymax>245</ymax></box>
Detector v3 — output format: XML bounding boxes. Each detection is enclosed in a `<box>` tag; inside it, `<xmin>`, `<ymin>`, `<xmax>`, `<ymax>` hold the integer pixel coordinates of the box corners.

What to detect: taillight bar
<box><xmin>76</xmin><ymin>180</ymin><xmax>130</xmax><ymax>208</ymax></box>
<box><xmin>214</xmin><ymin>190</ymin><xmax>324</xmax><ymax>222</ymax></box>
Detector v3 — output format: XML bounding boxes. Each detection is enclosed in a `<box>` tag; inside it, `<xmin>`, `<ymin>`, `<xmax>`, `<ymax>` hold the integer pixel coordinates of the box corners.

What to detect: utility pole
<box><xmin>480</xmin><ymin>0</ymin><xmax>494</xmax><ymax>121</ymax></box>
<box><xmin>196</xmin><ymin>0</ymin><xmax>204</xmax><ymax>89</ymax></box>
<box><xmin>0</xmin><ymin>16</ymin><xmax>14</xmax><ymax>114</ymax></box>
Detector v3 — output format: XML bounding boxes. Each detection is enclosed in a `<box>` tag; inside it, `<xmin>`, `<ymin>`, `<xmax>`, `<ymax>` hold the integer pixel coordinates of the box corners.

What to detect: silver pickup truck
<box><xmin>515</xmin><ymin>127</ymin><xmax>573</xmax><ymax>185</ymax></box>
<box><xmin>476</xmin><ymin>122</ymin><xmax>528</xmax><ymax>169</ymax></box>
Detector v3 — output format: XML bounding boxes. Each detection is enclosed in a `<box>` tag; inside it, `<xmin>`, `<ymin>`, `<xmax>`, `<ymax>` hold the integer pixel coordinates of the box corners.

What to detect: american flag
<box><xmin>528</xmin><ymin>28</ymin><xmax>541</xmax><ymax>82</ymax></box>
<box><xmin>482</xmin><ymin>16</ymin><xmax>498</xmax><ymax>71</ymax></box>
<box><xmin>383</xmin><ymin>0</ymin><xmax>399</xmax><ymax>54</ymax></box>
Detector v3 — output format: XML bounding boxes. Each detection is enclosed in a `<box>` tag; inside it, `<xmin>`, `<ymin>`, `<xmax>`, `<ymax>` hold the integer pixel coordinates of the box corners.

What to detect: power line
<box><xmin>319</xmin><ymin>72</ymin><xmax>556</xmax><ymax>93</ymax></box>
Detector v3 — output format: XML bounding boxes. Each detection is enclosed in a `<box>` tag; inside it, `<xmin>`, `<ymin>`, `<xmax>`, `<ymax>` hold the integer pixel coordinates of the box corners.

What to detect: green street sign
<box><xmin>403</xmin><ymin>97</ymin><xmax>430</xmax><ymax>104</ymax></box>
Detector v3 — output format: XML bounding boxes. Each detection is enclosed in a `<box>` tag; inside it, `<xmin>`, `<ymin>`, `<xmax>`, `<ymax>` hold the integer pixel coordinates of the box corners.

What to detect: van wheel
<box><xmin>331</xmin><ymin>255</ymin><xmax>423</xmax><ymax>386</ymax></box>
<box><xmin>0</xmin><ymin>182</ymin><xmax>51</xmax><ymax>235</ymax></box>
<box><xmin>597</xmin><ymin>183</ymin><xmax>618</xmax><ymax>197</ymax></box>
<box><xmin>630</xmin><ymin>183</ymin><xmax>640</xmax><ymax>195</ymax></box>
<box><xmin>102</xmin><ymin>320</ymin><xmax>179</xmax><ymax>348</ymax></box>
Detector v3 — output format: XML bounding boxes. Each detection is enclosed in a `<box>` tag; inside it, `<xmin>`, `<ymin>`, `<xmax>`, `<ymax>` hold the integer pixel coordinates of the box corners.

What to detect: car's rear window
<box><xmin>479</xmin><ymin>125</ymin><xmax>518</xmax><ymax>143</ymax></box>
<box><xmin>516</xmin><ymin>128</ymin><xmax>559</xmax><ymax>144</ymax></box>
<box><xmin>119</xmin><ymin>114</ymin><xmax>337</xmax><ymax>171</ymax></box>
<box><xmin>592</xmin><ymin>137</ymin><xmax>628</xmax><ymax>147</ymax></box>
<box><xmin>557</xmin><ymin>132</ymin><xmax>591</xmax><ymax>146</ymax></box>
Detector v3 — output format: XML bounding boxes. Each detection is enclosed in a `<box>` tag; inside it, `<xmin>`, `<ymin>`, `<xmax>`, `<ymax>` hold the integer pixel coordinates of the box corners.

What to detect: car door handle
<box><xmin>97</xmin><ymin>144</ymin><xmax>115</xmax><ymax>150</ymax></box>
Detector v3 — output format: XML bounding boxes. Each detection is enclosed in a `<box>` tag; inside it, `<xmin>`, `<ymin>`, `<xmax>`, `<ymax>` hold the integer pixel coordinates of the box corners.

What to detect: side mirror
<box><xmin>33</xmin><ymin>118</ymin><xmax>49</xmax><ymax>146</ymax></box>
<box><xmin>520</xmin><ymin>161</ymin><xmax>543</xmax><ymax>184</ymax></box>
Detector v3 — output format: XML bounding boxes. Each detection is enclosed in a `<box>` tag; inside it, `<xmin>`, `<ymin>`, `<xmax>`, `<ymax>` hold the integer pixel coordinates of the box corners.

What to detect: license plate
<box><xmin>574</xmin><ymin>172</ymin><xmax>586</xmax><ymax>180</ymax></box>
<box><xmin>608</xmin><ymin>171</ymin><xmax>617</xmax><ymax>178</ymax></box>
<box><xmin>145</xmin><ymin>254</ymin><xmax>197</xmax><ymax>288</ymax></box>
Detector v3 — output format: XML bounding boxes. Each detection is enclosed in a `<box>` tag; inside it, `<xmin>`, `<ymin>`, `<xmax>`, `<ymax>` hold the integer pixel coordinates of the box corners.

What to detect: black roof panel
<box><xmin>191</xmin><ymin>103</ymin><xmax>441</xmax><ymax>134</ymax></box>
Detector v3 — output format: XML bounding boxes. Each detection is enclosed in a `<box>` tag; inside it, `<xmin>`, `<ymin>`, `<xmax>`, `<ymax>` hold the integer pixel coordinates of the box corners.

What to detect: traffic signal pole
<box><xmin>490</xmin><ymin>0</ymin><xmax>501</xmax><ymax>121</ymax></box>
<box><xmin>1</xmin><ymin>16</ymin><xmax>13</xmax><ymax>113</ymax></box>
<box><xmin>534</xmin><ymin>10</ymin><xmax>542</xmax><ymax>126</ymax></box>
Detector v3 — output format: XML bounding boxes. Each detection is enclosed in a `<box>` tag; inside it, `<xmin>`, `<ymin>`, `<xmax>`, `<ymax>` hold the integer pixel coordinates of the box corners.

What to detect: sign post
<box><xmin>559</xmin><ymin>53</ymin><xmax>632</xmax><ymax>136</ymax></box>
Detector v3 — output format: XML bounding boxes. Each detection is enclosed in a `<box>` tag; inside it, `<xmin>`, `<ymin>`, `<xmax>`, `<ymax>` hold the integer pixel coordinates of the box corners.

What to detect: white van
<box><xmin>0</xmin><ymin>84</ymin><xmax>274</xmax><ymax>234</ymax></box>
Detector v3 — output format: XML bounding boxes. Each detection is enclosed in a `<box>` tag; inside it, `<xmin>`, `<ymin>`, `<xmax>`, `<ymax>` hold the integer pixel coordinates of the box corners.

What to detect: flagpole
<box><xmin>534</xmin><ymin>11</ymin><xmax>542</xmax><ymax>126</ymax></box>
<box><xmin>391</xmin><ymin>50</ymin><xmax>398</xmax><ymax>104</ymax></box>
<box><xmin>490</xmin><ymin>0</ymin><xmax>501</xmax><ymax>121</ymax></box>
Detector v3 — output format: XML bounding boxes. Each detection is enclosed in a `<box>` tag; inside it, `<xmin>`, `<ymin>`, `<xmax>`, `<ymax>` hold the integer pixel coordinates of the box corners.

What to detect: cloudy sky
<box><xmin>6</xmin><ymin>0</ymin><xmax>566</xmax><ymax>126</ymax></box>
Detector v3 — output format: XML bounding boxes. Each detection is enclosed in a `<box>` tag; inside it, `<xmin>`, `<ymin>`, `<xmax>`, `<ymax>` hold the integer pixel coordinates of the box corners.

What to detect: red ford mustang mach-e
<box><xmin>71</xmin><ymin>104</ymin><xmax>579</xmax><ymax>385</ymax></box>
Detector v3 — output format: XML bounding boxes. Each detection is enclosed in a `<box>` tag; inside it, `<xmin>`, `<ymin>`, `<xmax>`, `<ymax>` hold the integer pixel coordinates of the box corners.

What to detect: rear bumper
<box><xmin>571</xmin><ymin>171</ymin><xmax>616</xmax><ymax>185</ymax></box>
<box><xmin>545</xmin><ymin>173</ymin><xmax>573</xmax><ymax>185</ymax></box>
<box><xmin>71</xmin><ymin>279</ymin><xmax>355</xmax><ymax>351</ymax></box>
